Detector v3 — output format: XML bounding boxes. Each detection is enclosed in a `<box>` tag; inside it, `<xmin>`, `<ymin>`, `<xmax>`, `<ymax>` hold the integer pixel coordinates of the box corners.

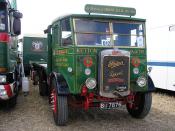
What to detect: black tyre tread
<box><xmin>127</xmin><ymin>92</ymin><xmax>152</xmax><ymax>119</ymax></box>
<box><xmin>51</xmin><ymin>76</ymin><xmax>68</xmax><ymax>126</ymax></box>
<box><xmin>6</xmin><ymin>96</ymin><xmax>17</xmax><ymax>109</ymax></box>
<box><xmin>56</xmin><ymin>96</ymin><xmax>68</xmax><ymax>126</ymax></box>
<box><xmin>39</xmin><ymin>81</ymin><xmax>47</xmax><ymax>96</ymax></box>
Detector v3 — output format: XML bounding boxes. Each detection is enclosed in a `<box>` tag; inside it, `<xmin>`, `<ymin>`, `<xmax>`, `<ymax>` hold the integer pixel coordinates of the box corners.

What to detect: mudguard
<box><xmin>50</xmin><ymin>72</ymin><xmax>69</xmax><ymax>95</ymax></box>
<box><xmin>147</xmin><ymin>75</ymin><xmax>156</xmax><ymax>92</ymax></box>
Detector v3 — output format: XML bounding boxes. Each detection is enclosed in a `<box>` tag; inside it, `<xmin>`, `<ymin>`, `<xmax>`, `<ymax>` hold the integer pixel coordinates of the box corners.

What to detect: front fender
<box><xmin>49</xmin><ymin>72</ymin><xmax>69</xmax><ymax>95</ymax></box>
<box><xmin>147</xmin><ymin>75</ymin><xmax>156</xmax><ymax>92</ymax></box>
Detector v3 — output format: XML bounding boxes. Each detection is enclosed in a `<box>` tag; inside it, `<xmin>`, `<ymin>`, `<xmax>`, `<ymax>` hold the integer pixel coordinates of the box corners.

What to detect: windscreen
<box><xmin>74</xmin><ymin>19</ymin><xmax>145</xmax><ymax>47</ymax></box>
<box><xmin>113</xmin><ymin>23</ymin><xmax>144</xmax><ymax>47</ymax></box>
<box><xmin>74</xmin><ymin>19</ymin><xmax>111</xmax><ymax>46</ymax></box>
<box><xmin>0</xmin><ymin>2</ymin><xmax>7</xmax><ymax>32</ymax></box>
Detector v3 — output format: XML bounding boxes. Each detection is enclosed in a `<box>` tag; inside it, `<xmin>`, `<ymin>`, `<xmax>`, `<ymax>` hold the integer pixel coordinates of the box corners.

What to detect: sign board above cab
<box><xmin>85</xmin><ymin>4</ymin><xmax>136</xmax><ymax>16</ymax></box>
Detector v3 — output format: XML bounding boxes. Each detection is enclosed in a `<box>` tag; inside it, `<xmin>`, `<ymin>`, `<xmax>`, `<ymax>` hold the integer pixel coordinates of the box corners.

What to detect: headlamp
<box><xmin>137</xmin><ymin>76</ymin><xmax>147</xmax><ymax>87</ymax></box>
<box><xmin>85</xmin><ymin>78</ymin><xmax>97</xmax><ymax>89</ymax></box>
<box><xmin>0</xmin><ymin>89</ymin><xmax>7</xmax><ymax>96</ymax></box>
<box><xmin>0</xmin><ymin>75</ymin><xmax>6</xmax><ymax>83</ymax></box>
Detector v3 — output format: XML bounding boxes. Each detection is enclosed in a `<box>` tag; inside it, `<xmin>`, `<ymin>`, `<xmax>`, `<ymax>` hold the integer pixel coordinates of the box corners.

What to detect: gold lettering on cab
<box><xmin>55</xmin><ymin>57</ymin><xmax>68</xmax><ymax>67</ymax></box>
<box><xmin>55</xmin><ymin>49</ymin><xmax>68</xmax><ymax>55</ymax></box>
<box><xmin>130</xmin><ymin>49</ymin><xmax>144</xmax><ymax>55</ymax></box>
<box><xmin>56</xmin><ymin>58</ymin><xmax>68</xmax><ymax>62</ymax></box>
<box><xmin>108</xmin><ymin>78</ymin><xmax>124</xmax><ymax>83</ymax></box>
<box><xmin>56</xmin><ymin>63</ymin><xmax>68</xmax><ymax>67</ymax></box>
<box><xmin>110</xmin><ymin>71</ymin><xmax>123</xmax><ymax>78</ymax></box>
<box><xmin>77</xmin><ymin>48</ymin><xmax>97</xmax><ymax>54</ymax></box>
<box><xmin>108</xmin><ymin>61</ymin><xmax>125</xmax><ymax>69</ymax></box>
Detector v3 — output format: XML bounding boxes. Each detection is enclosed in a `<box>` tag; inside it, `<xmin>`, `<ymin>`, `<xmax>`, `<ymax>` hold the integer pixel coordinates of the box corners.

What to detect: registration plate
<box><xmin>100</xmin><ymin>102</ymin><xmax>122</xmax><ymax>109</ymax></box>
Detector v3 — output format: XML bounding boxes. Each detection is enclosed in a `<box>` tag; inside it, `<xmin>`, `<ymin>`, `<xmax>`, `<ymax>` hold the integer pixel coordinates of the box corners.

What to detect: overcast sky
<box><xmin>17</xmin><ymin>0</ymin><xmax>175</xmax><ymax>35</ymax></box>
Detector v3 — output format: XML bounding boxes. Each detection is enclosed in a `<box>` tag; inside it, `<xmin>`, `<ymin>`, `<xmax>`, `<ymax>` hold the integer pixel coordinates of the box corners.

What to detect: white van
<box><xmin>147</xmin><ymin>25</ymin><xmax>175</xmax><ymax>91</ymax></box>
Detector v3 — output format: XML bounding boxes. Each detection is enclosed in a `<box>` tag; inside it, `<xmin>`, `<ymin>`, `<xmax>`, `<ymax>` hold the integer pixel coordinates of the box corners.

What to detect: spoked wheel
<box><xmin>126</xmin><ymin>92</ymin><xmax>152</xmax><ymax>119</ymax></box>
<box><xmin>50</xmin><ymin>77</ymin><xmax>68</xmax><ymax>126</ymax></box>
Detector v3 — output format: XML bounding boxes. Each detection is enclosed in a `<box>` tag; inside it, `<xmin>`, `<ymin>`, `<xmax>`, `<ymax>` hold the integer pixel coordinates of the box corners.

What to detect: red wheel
<box><xmin>51</xmin><ymin>88</ymin><xmax>57</xmax><ymax>114</ymax></box>
<box><xmin>50</xmin><ymin>77</ymin><xmax>68</xmax><ymax>126</ymax></box>
<box><xmin>126</xmin><ymin>92</ymin><xmax>152</xmax><ymax>119</ymax></box>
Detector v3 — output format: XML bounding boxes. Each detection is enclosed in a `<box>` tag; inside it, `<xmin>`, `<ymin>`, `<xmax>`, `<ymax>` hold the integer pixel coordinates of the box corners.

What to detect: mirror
<box><xmin>10</xmin><ymin>10</ymin><xmax>23</xmax><ymax>35</ymax></box>
<box><xmin>148</xmin><ymin>67</ymin><xmax>152</xmax><ymax>73</ymax></box>
<box><xmin>13</xmin><ymin>11</ymin><xmax>23</xmax><ymax>19</ymax></box>
<box><xmin>12</xmin><ymin>11</ymin><xmax>23</xmax><ymax>35</ymax></box>
<box><xmin>13</xmin><ymin>18</ymin><xmax>21</xmax><ymax>35</ymax></box>
<box><xmin>44</xmin><ymin>25</ymin><xmax>51</xmax><ymax>34</ymax></box>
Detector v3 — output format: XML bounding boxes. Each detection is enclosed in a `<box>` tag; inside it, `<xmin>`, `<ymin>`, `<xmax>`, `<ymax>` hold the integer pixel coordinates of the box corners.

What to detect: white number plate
<box><xmin>100</xmin><ymin>102</ymin><xmax>122</xmax><ymax>109</ymax></box>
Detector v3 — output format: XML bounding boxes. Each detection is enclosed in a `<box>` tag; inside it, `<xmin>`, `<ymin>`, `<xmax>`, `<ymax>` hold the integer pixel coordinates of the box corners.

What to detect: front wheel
<box><xmin>126</xmin><ymin>92</ymin><xmax>152</xmax><ymax>119</ymax></box>
<box><xmin>50</xmin><ymin>77</ymin><xmax>68</xmax><ymax>126</ymax></box>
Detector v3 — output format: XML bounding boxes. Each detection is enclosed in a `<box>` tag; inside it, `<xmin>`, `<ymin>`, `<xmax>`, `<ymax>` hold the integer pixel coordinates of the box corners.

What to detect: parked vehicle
<box><xmin>148</xmin><ymin>25</ymin><xmax>175</xmax><ymax>91</ymax></box>
<box><xmin>0</xmin><ymin>0</ymin><xmax>23</xmax><ymax>107</ymax></box>
<box><xmin>22</xmin><ymin>35</ymin><xmax>47</xmax><ymax>76</ymax></box>
<box><xmin>32</xmin><ymin>4</ymin><xmax>155</xmax><ymax>126</ymax></box>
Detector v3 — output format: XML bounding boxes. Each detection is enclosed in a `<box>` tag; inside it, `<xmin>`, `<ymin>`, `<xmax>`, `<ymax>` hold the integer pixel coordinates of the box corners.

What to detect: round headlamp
<box><xmin>85</xmin><ymin>78</ymin><xmax>97</xmax><ymax>89</ymax></box>
<box><xmin>0</xmin><ymin>89</ymin><xmax>7</xmax><ymax>96</ymax></box>
<box><xmin>137</xmin><ymin>76</ymin><xmax>147</xmax><ymax>87</ymax></box>
<box><xmin>0</xmin><ymin>75</ymin><xmax>6</xmax><ymax>83</ymax></box>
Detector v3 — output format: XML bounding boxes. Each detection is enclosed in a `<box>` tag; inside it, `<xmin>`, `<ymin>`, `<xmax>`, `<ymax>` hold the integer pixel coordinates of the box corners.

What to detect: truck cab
<box><xmin>22</xmin><ymin>35</ymin><xmax>47</xmax><ymax>76</ymax></box>
<box><xmin>0</xmin><ymin>0</ymin><xmax>22</xmax><ymax>107</ymax></box>
<box><xmin>36</xmin><ymin>5</ymin><xmax>155</xmax><ymax>126</ymax></box>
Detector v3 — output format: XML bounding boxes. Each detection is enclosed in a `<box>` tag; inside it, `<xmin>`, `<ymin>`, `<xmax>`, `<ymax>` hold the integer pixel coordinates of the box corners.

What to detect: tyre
<box><xmin>38</xmin><ymin>70</ymin><xmax>48</xmax><ymax>96</ymax></box>
<box><xmin>126</xmin><ymin>92</ymin><xmax>152</xmax><ymax>119</ymax></box>
<box><xmin>39</xmin><ymin>80</ymin><xmax>48</xmax><ymax>96</ymax></box>
<box><xmin>6</xmin><ymin>95</ymin><xmax>17</xmax><ymax>109</ymax></box>
<box><xmin>51</xmin><ymin>77</ymin><xmax>68</xmax><ymax>126</ymax></box>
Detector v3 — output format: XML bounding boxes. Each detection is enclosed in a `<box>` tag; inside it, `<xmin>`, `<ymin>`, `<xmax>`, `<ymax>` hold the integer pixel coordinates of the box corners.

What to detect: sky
<box><xmin>17</xmin><ymin>0</ymin><xmax>175</xmax><ymax>35</ymax></box>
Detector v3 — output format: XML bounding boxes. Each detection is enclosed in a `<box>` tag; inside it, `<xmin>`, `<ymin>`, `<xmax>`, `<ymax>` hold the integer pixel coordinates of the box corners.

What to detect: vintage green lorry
<box><xmin>0</xmin><ymin>0</ymin><xmax>22</xmax><ymax>107</ymax></box>
<box><xmin>32</xmin><ymin>4</ymin><xmax>155</xmax><ymax>126</ymax></box>
<box><xmin>22</xmin><ymin>35</ymin><xmax>47</xmax><ymax>76</ymax></box>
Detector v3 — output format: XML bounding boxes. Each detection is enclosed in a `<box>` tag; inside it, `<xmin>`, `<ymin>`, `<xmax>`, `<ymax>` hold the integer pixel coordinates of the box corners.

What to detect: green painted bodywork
<box><xmin>0</xmin><ymin>0</ymin><xmax>19</xmax><ymax>73</ymax></box>
<box><xmin>47</xmin><ymin>14</ymin><xmax>147</xmax><ymax>94</ymax></box>
<box><xmin>0</xmin><ymin>43</ymin><xmax>7</xmax><ymax>68</ymax></box>
<box><xmin>52</xmin><ymin>47</ymin><xmax>147</xmax><ymax>94</ymax></box>
<box><xmin>8</xmin><ymin>37</ymin><xmax>19</xmax><ymax>71</ymax></box>
<box><xmin>23</xmin><ymin>36</ymin><xmax>48</xmax><ymax>66</ymax></box>
<box><xmin>0</xmin><ymin>38</ymin><xmax>19</xmax><ymax>73</ymax></box>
